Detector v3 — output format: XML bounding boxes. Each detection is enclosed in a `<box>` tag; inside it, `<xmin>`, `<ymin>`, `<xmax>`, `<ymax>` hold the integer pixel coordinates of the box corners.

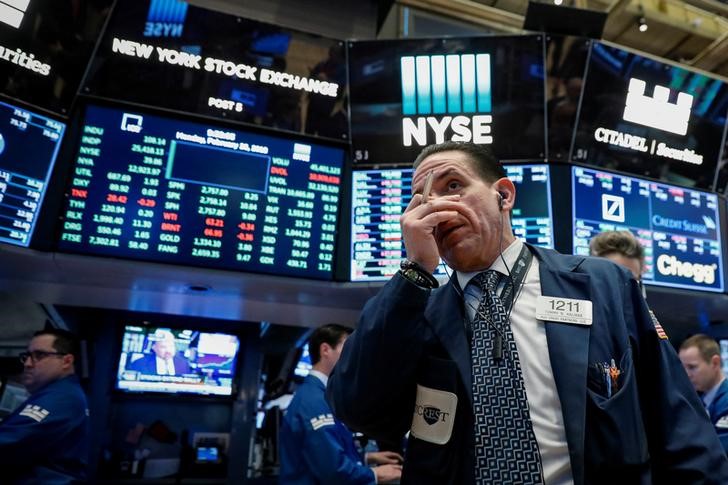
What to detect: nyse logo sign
<box><xmin>622</xmin><ymin>78</ymin><xmax>693</xmax><ymax>136</ymax></box>
<box><xmin>400</xmin><ymin>54</ymin><xmax>492</xmax><ymax>147</ymax></box>
<box><xmin>601</xmin><ymin>194</ymin><xmax>625</xmax><ymax>223</ymax></box>
<box><xmin>0</xmin><ymin>0</ymin><xmax>29</xmax><ymax>29</ymax></box>
<box><xmin>121</xmin><ymin>113</ymin><xmax>143</xmax><ymax>134</ymax></box>
<box><xmin>144</xmin><ymin>0</ymin><xmax>188</xmax><ymax>38</ymax></box>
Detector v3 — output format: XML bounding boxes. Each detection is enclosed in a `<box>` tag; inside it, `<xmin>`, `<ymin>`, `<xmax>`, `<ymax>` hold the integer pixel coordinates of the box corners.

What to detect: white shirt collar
<box><xmin>456</xmin><ymin>238</ymin><xmax>524</xmax><ymax>291</ymax></box>
<box><xmin>309</xmin><ymin>369</ymin><xmax>328</xmax><ymax>387</ymax></box>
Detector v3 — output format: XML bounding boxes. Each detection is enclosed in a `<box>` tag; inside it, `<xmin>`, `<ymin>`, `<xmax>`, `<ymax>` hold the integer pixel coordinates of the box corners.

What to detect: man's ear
<box><xmin>62</xmin><ymin>353</ymin><xmax>75</xmax><ymax>370</ymax></box>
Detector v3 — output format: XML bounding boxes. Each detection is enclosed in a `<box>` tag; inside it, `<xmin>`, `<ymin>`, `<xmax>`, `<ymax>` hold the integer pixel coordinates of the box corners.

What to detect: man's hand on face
<box><xmin>400</xmin><ymin>193</ymin><xmax>460</xmax><ymax>274</ymax></box>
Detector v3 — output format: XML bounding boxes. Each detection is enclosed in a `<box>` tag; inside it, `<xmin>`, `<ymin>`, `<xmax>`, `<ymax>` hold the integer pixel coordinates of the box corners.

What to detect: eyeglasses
<box><xmin>19</xmin><ymin>350</ymin><xmax>67</xmax><ymax>363</ymax></box>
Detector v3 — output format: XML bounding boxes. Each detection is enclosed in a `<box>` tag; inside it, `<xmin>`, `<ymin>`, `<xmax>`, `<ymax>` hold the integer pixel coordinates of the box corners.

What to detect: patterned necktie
<box><xmin>468</xmin><ymin>270</ymin><xmax>544</xmax><ymax>483</ymax></box>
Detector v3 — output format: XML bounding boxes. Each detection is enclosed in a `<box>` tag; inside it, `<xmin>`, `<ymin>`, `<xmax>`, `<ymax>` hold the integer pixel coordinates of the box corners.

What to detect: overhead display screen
<box><xmin>0</xmin><ymin>0</ymin><xmax>113</xmax><ymax>114</ymax></box>
<box><xmin>572</xmin><ymin>166</ymin><xmax>724</xmax><ymax>292</ymax></box>
<box><xmin>0</xmin><ymin>99</ymin><xmax>65</xmax><ymax>247</ymax></box>
<box><xmin>351</xmin><ymin>164</ymin><xmax>553</xmax><ymax>281</ymax></box>
<box><xmin>571</xmin><ymin>42</ymin><xmax>728</xmax><ymax>190</ymax></box>
<box><xmin>57</xmin><ymin>104</ymin><xmax>344</xmax><ymax>280</ymax></box>
<box><xmin>348</xmin><ymin>35</ymin><xmax>546</xmax><ymax>165</ymax></box>
<box><xmin>117</xmin><ymin>325</ymin><xmax>240</xmax><ymax>396</ymax></box>
<box><xmin>84</xmin><ymin>0</ymin><xmax>348</xmax><ymax>141</ymax></box>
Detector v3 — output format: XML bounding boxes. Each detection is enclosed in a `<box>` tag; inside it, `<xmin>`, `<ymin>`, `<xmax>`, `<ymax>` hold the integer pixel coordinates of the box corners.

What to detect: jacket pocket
<box><xmin>585</xmin><ymin>348</ymin><xmax>650</xmax><ymax>480</ymax></box>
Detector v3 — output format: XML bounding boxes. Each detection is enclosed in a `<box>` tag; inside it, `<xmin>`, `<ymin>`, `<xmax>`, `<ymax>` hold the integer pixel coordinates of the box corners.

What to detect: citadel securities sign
<box><xmin>400</xmin><ymin>53</ymin><xmax>492</xmax><ymax>147</ymax></box>
<box><xmin>110</xmin><ymin>37</ymin><xmax>340</xmax><ymax>98</ymax></box>
<box><xmin>593</xmin><ymin>77</ymin><xmax>704</xmax><ymax>166</ymax></box>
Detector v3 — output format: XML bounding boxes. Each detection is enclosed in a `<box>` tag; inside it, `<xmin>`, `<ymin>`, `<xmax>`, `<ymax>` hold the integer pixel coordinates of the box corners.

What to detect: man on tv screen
<box><xmin>127</xmin><ymin>329</ymin><xmax>192</xmax><ymax>376</ymax></box>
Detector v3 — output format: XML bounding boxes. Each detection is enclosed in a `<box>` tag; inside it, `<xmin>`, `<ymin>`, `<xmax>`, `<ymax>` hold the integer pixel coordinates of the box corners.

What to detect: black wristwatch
<box><xmin>399</xmin><ymin>259</ymin><xmax>439</xmax><ymax>289</ymax></box>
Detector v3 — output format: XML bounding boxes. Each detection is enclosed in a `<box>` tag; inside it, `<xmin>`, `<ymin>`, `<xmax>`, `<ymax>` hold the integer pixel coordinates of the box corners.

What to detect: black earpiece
<box><xmin>497</xmin><ymin>192</ymin><xmax>504</xmax><ymax>209</ymax></box>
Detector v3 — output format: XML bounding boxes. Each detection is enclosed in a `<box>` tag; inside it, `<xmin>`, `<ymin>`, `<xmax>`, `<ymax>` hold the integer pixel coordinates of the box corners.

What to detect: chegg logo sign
<box><xmin>656</xmin><ymin>254</ymin><xmax>717</xmax><ymax>285</ymax></box>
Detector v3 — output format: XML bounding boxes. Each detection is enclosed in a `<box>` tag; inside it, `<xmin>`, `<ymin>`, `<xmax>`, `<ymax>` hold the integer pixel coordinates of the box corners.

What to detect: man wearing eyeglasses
<box><xmin>0</xmin><ymin>328</ymin><xmax>90</xmax><ymax>484</ymax></box>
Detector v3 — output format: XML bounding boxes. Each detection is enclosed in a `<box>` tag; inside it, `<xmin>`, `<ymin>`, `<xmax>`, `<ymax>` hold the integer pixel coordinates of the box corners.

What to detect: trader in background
<box><xmin>679</xmin><ymin>334</ymin><xmax>728</xmax><ymax>453</ymax></box>
<box><xmin>0</xmin><ymin>328</ymin><xmax>90</xmax><ymax>484</ymax></box>
<box><xmin>127</xmin><ymin>328</ymin><xmax>191</xmax><ymax>376</ymax></box>
<box><xmin>279</xmin><ymin>324</ymin><xmax>402</xmax><ymax>484</ymax></box>
<box><xmin>589</xmin><ymin>230</ymin><xmax>645</xmax><ymax>281</ymax></box>
<box><xmin>328</xmin><ymin>141</ymin><xmax>728</xmax><ymax>484</ymax></box>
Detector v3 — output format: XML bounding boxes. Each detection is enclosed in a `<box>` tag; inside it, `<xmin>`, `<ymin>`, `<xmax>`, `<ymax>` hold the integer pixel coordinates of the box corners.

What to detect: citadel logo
<box><xmin>622</xmin><ymin>78</ymin><xmax>693</xmax><ymax>136</ymax></box>
<box><xmin>400</xmin><ymin>53</ymin><xmax>492</xmax><ymax>147</ymax></box>
<box><xmin>656</xmin><ymin>254</ymin><xmax>716</xmax><ymax>285</ymax></box>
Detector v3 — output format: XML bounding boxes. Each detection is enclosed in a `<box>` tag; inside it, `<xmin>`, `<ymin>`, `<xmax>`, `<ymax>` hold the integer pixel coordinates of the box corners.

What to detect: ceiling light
<box><xmin>553</xmin><ymin>0</ymin><xmax>563</xmax><ymax>5</ymax></box>
<box><xmin>638</xmin><ymin>17</ymin><xmax>648</xmax><ymax>32</ymax></box>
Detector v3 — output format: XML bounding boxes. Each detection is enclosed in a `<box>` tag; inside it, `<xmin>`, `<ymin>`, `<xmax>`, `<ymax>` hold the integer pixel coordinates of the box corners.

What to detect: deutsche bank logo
<box><xmin>601</xmin><ymin>194</ymin><xmax>625</xmax><ymax>223</ymax></box>
<box><xmin>144</xmin><ymin>0</ymin><xmax>188</xmax><ymax>38</ymax></box>
<box><xmin>400</xmin><ymin>54</ymin><xmax>493</xmax><ymax>147</ymax></box>
<box><xmin>0</xmin><ymin>0</ymin><xmax>30</xmax><ymax>29</ymax></box>
<box><xmin>622</xmin><ymin>78</ymin><xmax>693</xmax><ymax>136</ymax></box>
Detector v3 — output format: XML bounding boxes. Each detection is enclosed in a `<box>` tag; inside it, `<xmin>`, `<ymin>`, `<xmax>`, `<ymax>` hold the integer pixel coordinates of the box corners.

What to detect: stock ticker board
<box><xmin>57</xmin><ymin>104</ymin><xmax>344</xmax><ymax>280</ymax></box>
<box><xmin>350</xmin><ymin>164</ymin><xmax>553</xmax><ymax>281</ymax></box>
<box><xmin>0</xmin><ymin>99</ymin><xmax>65</xmax><ymax>247</ymax></box>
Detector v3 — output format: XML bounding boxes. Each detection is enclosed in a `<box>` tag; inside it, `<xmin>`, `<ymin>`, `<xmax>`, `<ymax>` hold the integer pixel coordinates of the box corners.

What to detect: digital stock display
<box><xmin>572</xmin><ymin>166</ymin><xmax>724</xmax><ymax>292</ymax></box>
<box><xmin>58</xmin><ymin>104</ymin><xmax>344</xmax><ymax>280</ymax></box>
<box><xmin>348</xmin><ymin>35</ymin><xmax>546</xmax><ymax>165</ymax></box>
<box><xmin>571</xmin><ymin>42</ymin><xmax>728</xmax><ymax>190</ymax></box>
<box><xmin>351</xmin><ymin>164</ymin><xmax>553</xmax><ymax>281</ymax></box>
<box><xmin>0</xmin><ymin>99</ymin><xmax>64</xmax><ymax>246</ymax></box>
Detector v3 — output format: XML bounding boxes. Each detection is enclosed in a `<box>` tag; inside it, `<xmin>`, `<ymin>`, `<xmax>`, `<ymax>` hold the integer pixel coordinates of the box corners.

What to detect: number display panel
<box><xmin>351</xmin><ymin>164</ymin><xmax>553</xmax><ymax>281</ymax></box>
<box><xmin>572</xmin><ymin>166</ymin><xmax>724</xmax><ymax>292</ymax></box>
<box><xmin>0</xmin><ymin>99</ymin><xmax>65</xmax><ymax>246</ymax></box>
<box><xmin>58</xmin><ymin>104</ymin><xmax>343</xmax><ymax>280</ymax></box>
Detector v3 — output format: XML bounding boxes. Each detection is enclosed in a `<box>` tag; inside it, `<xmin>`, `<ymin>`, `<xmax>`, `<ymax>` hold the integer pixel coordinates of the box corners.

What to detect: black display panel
<box><xmin>0</xmin><ymin>0</ymin><xmax>113</xmax><ymax>114</ymax></box>
<box><xmin>57</xmin><ymin>104</ymin><xmax>344</xmax><ymax>280</ymax></box>
<box><xmin>348</xmin><ymin>35</ymin><xmax>546</xmax><ymax>165</ymax></box>
<box><xmin>572</xmin><ymin>166</ymin><xmax>724</xmax><ymax>292</ymax></box>
<box><xmin>351</xmin><ymin>164</ymin><xmax>553</xmax><ymax>281</ymax></box>
<box><xmin>84</xmin><ymin>0</ymin><xmax>348</xmax><ymax>141</ymax></box>
<box><xmin>117</xmin><ymin>325</ymin><xmax>240</xmax><ymax>396</ymax></box>
<box><xmin>0</xmin><ymin>99</ymin><xmax>65</xmax><ymax>246</ymax></box>
<box><xmin>571</xmin><ymin>42</ymin><xmax>728</xmax><ymax>190</ymax></box>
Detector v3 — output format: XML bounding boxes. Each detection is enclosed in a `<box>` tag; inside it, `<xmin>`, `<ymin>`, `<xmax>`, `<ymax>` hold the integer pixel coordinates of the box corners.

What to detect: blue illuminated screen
<box><xmin>116</xmin><ymin>325</ymin><xmax>240</xmax><ymax>396</ymax></box>
<box><xmin>57</xmin><ymin>104</ymin><xmax>343</xmax><ymax>279</ymax></box>
<box><xmin>572</xmin><ymin>166</ymin><xmax>724</xmax><ymax>292</ymax></box>
<box><xmin>0</xmin><ymin>99</ymin><xmax>64</xmax><ymax>247</ymax></box>
<box><xmin>351</xmin><ymin>164</ymin><xmax>553</xmax><ymax>281</ymax></box>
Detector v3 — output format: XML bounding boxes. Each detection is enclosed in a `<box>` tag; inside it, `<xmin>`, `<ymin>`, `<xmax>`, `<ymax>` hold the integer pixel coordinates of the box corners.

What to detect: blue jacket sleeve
<box><xmin>624</xmin><ymin>278</ymin><xmax>728</xmax><ymax>480</ymax></box>
<box><xmin>0</xmin><ymin>394</ymin><xmax>85</xmax><ymax>466</ymax></box>
<box><xmin>328</xmin><ymin>274</ymin><xmax>430</xmax><ymax>442</ymax></box>
<box><xmin>300</xmin><ymin>416</ymin><xmax>375</xmax><ymax>485</ymax></box>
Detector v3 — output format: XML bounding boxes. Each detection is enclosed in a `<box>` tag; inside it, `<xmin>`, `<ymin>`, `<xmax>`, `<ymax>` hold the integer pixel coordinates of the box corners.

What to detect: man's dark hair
<box><xmin>413</xmin><ymin>141</ymin><xmax>506</xmax><ymax>183</ymax></box>
<box><xmin>308</xmin><ymin>324</ymin><xmax>353</xmax><ymax>365</ymax></box>
<box><xmin>33</xmin><ymin>328</ymin><xmax>80</xmax><ymax>360</ymax></box>
<box><xmin>589</xmin><ymin>230</ymin><xmax>645</xmax><ymax>268</ymax></box>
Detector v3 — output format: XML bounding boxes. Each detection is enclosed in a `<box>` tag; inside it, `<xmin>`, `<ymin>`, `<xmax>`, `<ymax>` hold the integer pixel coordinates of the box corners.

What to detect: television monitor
<box><xmin>572</xmin><ymin>166</ymin><xmax>724</xmax><ymax>292</ymax></box>
<box><xmin>116</xmin><ymin>325</ymin><xmax>240</xmax><ymax>396</ymax></box>
<box><xmin>57</xmin><ymin>103</ymin><xmax>344</xmax><ymax>280</ymax></box>
<box><xmin>570</xmin><ymin>41</ymin><xmax>728</xmax><ymax>190</ymax></box>
<box><xmin>0</xmin><ymin>380</ymin><xmax>30</xmax><ymax>419</ymax></box>
<box><xmin>721</xmin><ymin>339</ymin><xmax>728</xmax><ymax>377</ymax></box>
<box><xmin>348</xmin><ymin>35</ymin><xmax>546</xmax><ymax>165</ymax></box>
<box><xmin>350</xmin><ymin>164</ymin><xmax>554</xmax><ymax>281</ymax></box>
<box><xmin>84</xmin><ymin>0</ymin><xmax>347</xmax><ymax>141</ymax></box>
<box><xmin>0</xmin><ymin>99</ymin><xmax>65</xmax><ymax>246</ymax></box>
<box><xmin>0</xmin><ymin>0</ymin><xmax>113</xmax><ymax>114</ymax></box>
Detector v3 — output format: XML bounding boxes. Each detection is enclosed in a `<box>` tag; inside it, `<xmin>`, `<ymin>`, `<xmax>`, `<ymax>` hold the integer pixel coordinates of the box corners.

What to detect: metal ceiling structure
<box><xmin>399</xmin><ymin>0</ymin><xmax>728</xmax><ymax>78</ymax></box>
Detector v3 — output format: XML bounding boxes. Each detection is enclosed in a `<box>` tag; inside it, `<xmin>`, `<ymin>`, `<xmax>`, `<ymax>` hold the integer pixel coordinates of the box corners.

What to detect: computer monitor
<box><xmin>0</xmin><ymin>99</ymin><xmax>65</xmax><ymax>246</ymax></box>
<box><xmin>572</xmin><ymin>166</ymin><xmax>724</xmax><ymax>292</ymax></box>
<box><xmin>57</xmin><ymin>103</ymin><xmax>345</xmax><ymax>280</ymax></box>
<box><xmin>350</xmin><ymin>164</ymin><xmax>554</xmax><ymax>281</ymax></box>
<box><xmin>116</xmin><ymin>325</ymin><xmax>240</xmax><ymax>396</ymax></box>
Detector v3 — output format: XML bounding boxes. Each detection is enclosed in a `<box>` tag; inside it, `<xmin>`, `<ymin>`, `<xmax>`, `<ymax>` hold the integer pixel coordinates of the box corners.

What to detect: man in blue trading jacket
<box><xmin>279</xmin><ymin>324</ymin><xmax>403</xmax><ymax>484</ymax></box>
<box><xmin>127</xmin><ymin>329</ymin><xmax>192</xmax><ymax>376</ymax></box>
<box><xmin>0</xmin><ymin>328</ymin><xmax>90</xmax><ymax>484</ymax></box>
<box><xmin>327</xmin><ymin>141</ymin><xmax>728</xmax><ymax>484</ymax></box>
<box><xmin>679</xmin><ymin>334</ymin><xmax>728</xmax><ymax>453</ymax></box>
